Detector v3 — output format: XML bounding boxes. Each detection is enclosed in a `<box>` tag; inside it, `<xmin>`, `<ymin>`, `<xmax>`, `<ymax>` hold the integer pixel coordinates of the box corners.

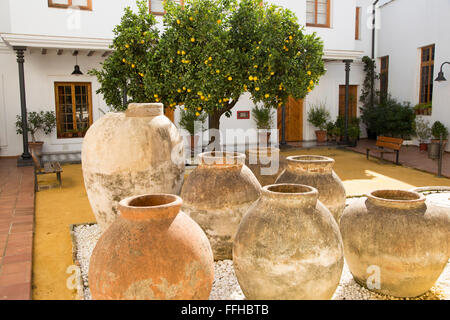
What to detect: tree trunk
<box><xmin>208</xmin><ymin>111</ymin><xmax>223</xmax><ymax>151</ymax></box>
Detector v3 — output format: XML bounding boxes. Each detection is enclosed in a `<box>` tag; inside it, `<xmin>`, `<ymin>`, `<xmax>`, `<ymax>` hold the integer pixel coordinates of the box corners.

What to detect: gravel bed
<box><xmin>73</xmin><ymin>222</ymin><xmax>449</xmax><ymax>301</ymax></box>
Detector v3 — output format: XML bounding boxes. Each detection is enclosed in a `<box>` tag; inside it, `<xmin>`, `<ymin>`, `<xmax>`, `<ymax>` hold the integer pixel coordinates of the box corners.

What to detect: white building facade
<box><xmin>0</xmin><ymin>0</ymin><xmax>378</xmax><ymax>158</ymax></box>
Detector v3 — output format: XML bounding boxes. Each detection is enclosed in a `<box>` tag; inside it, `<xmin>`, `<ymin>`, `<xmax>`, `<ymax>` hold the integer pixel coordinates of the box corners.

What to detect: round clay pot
<box><xmin>89</xmin><ymin>193</ymin><xmax>214</xmax><ymax>300</ymax></box>
<box><xmin>340</xmin><ymin>190</ymin><xmax>450</xmax><ymax>297</ymax></box>
<box><xmin>245</xmin><ymin>147</ymin><xmax>287</xmax><ymax>186</ymax></box>
<box><xmin>315</xmin><ymin>130</ymin><xmax>327</xmax><ymax>143</ymax></box>
<box><xmin>181</xmin><ymin>152</ymin><xmax>261</xmax><ymax>260</ymax></box>
<box><xmin>233</xmin><ymin>184</ymin><xmax>344</xmax><ymax>300</ymax></box>
<box><xmin>82</xmin><ymin>103</ymin><xmax>185</xmax><ymax>232</ymax></box>
<box><xmin>275</xmin><ymin>155</ymin><xmax>346</xmax><ymax>224</ymax></box>
<box><xmin>28</xmin><ymin>141</ymin><xmax>44</xmax><ymax>157</ymax></box>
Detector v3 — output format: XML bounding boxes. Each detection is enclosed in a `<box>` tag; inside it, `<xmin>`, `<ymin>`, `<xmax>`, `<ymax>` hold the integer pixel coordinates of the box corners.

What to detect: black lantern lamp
<box><xmin>72</xmin><ymin>52</ymin><xmax>83</xmax><ymax>75</ymax></box>
<box><xmin>435</xmin><ymin>61</ymin><xmax>450</xmax><ymax>82</ymax></box>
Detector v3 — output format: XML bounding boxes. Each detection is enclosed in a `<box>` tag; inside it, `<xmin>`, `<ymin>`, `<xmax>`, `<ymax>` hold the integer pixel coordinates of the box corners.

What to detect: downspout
<box><xmin>371</xmin><ymin>0</ymin><xmax>379</xmax><ymax>108</ymax></box>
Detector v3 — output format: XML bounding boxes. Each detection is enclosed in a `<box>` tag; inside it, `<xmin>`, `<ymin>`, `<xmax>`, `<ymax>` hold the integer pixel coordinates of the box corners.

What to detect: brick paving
<box><xmin>348</xmin><ymin>139</ymin><xmax>450</xmax><ymax>178</ymax></box>
<box><xmin>0</xmin><ymin>158</ymin><xmax>34</xmax><ymax>300</ymax></box>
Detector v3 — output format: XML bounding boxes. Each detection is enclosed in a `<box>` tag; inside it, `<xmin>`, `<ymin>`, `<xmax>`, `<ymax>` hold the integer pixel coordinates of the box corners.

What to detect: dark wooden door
<box><xmin>277</xmin><ymin>97</ymin><xmax>303</xmax><ymax>142</ymax></box>
<box><xmin>339</xmin><ymin>85</ymin><xmax>358</xmax><ymax>119</ymax></box>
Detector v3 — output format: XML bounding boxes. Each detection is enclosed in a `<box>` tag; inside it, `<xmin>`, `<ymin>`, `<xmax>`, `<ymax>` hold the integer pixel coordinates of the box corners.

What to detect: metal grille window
<box><xmin>380</xmin><ymin>56</ymin><xmax>389</xmax><ymax>101</ymax></box>
<box><xmin>149</xmin><ymin>0</ymin><xmax>184</xmax><ymax>16</ymax></box>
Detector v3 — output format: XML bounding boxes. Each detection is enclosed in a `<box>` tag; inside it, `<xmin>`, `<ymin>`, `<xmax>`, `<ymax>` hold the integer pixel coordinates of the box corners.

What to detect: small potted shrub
<box><xmin>428</xmin><ymin>121</ymin><xmax>448</xmax><ymax>159</ymax></box>
<box><xmin>252</xmin><ymin>106</ymin><xmax>274</xmax><ymax>145</ymax></box>
<box><xmin>179</xmin><ymin>108</ymin><xmax>207</xmax><ymax>153</ymax></box>
<box><xmin>307</xmin><ymin>102</ymin><xmax>330</xmax><ymax>143</ymax></box>
<box><xmin>414</xmin><ymin>117</ymin><xmax>432</xmax><ymax>151</ymax></box>
<box><xmin>348</xmin><ymin>125</ymin><xmax>360</xmax><ymax>147</ymax></box>
<box><xmin>15</xmin><ymin>110</ymin><xmax>56</xmax><ymax>156</ymax></box>
<box><xmin>326</xmin><ymin>121</ymin><xmax>335</xmax><ymax>142</ymax></box>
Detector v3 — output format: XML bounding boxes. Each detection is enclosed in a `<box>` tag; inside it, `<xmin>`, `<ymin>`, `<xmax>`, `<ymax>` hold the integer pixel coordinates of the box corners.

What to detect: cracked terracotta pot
<box><xmin>180</xmin><ymin>152</ymin><xmax>261</xmax><ymax>260</ymax></box>
<box><xmin>340</xmin><ymin>190</ymin><xmax>450</xmax><ymax>297</ymax></box>
<box><xmin>275</xmin><ymin>155</ymin><xmax>346</xmax><ymax>223</ymax></box>
<box><xmin>82</xmin><ymin>103</ymin><xmax>185</xmax><ymax>232</ymax></box>
<box><xmin>245</xmin><ymin>147</ymin><xmax>287</xmax><ymax>186</ymax></box>
<box><xmin>89</xmin><ymin>193</ymin><xmax>214</xmax><ymax>300</ymax></box>
<box><xmin>233</xmin><ymin>184</ymin><xmax>344</xmax><ymax>300</ymax></box>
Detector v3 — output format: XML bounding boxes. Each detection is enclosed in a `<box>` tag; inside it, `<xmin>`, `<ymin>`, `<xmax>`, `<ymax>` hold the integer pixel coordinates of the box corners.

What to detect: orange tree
<box><xmin>89</xmin><ymin>0</ymin><xmax>159</xmax><ymax>110</ymax></box>
<box><xmin>144</xmin><ymin>0</ymin><xmax>325</xmax><ymax>132</ymax></box>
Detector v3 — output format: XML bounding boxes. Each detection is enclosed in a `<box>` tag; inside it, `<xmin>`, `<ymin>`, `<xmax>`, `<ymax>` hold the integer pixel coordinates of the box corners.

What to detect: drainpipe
<box><xmin>371</xmin><ymin>0</ymin><xmax>379</xmax><ymax>108</ymax></box>
<box><xmin>343</xmin><ymin>60</ymin><xmax>353</xmax><ymax>143</ymax></box>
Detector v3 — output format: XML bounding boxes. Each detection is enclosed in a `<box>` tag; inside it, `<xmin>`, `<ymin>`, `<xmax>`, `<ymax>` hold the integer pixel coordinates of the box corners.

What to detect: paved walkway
<box><xmin>0</xmin><ymin>158</ymin><xmax>34</xmax><ymax>300</ymax></box>
<box><xmin>348</xmin><ymin>139</ymin><xmax>450</xmax><ymax>178</ymax></box>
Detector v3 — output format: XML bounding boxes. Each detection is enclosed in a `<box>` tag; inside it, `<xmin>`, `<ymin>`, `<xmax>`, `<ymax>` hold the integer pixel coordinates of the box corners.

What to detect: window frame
<box><xmin>54</xmin><ymin>82</ymin><xmax>93</xmax><ymax>139</ymax></box>
<box><xmin>48</xmin><ymin>0</ymin><xmax>92</xmax><ymax>11</ymax></box>
<box><xmin>149</xmin><ymin>0</ymin><xmax>184</xmax><ymax>16</ymax></box>
<box><xmin>379</xmin><ymin>56</ymin><xmax>389</xmax><ymax>100</ymax></box>
<box><xmin>306</xmin><ymin>0</ymin><xmax>331</xmax><ymax>28</ymax></box>
<box><xmin>419</xmin><ymin>44</ymin><xmax>435</xmax><ymax>105</ymax></box>
<box><xmin>355</xmin><ymin>7</ymin><xmax>361</xmax><ymax>40</ymax></box>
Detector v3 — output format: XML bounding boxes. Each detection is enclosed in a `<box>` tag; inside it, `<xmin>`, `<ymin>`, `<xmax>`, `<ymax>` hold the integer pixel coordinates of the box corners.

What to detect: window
<box><xmin>380</xmin><ymin>56</ymin><xmax>389</xmax><ymax>101</ymax></box>
<box><xmin>48</xmin><ymin>0</ymin><xmax>92</xmax><ymax>10</ymax></box>
<box><xmin>306</xmin><ymin>0</ymin><xmax>331</xmax><ymax>28</ymax></box>
<box><xmin>355</xmin><ymin>7</ymin><xmax>361</xmax><ymax>40</ymax></box>
<box><xmin>54</xmin><ymin>82</ymin><xmax>93</xmax><ymax>138</ymax></box>
<box><xmin>150</xmin><ymin>0</ymin><xmax>184</xmax><ymax>16</ymax></box>
<box><xmin>419</xmin><ymin>45</ymin><xmax>435</xmax><ymax>104</ymax></box>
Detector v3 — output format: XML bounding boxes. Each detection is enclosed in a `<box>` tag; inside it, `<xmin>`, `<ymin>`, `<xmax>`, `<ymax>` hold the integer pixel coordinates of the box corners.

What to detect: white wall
<box><xmin>378</xmin><ymin>0</ymin><xmax>450</xmax><ymax>151</ymax></box>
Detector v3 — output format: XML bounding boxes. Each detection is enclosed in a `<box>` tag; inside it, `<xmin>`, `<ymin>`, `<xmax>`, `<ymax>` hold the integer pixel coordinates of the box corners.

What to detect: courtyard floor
<box><xmin>30</xmin><ymin>147</ymin><xmax>450</xmax><ymax>300</ymax></box>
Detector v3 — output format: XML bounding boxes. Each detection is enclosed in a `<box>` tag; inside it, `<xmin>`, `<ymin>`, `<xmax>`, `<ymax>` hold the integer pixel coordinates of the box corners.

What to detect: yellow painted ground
<box><xmin>32</xmin><ymin>148</ymin><xmax>450</xmax><ymax>300</ymax></box>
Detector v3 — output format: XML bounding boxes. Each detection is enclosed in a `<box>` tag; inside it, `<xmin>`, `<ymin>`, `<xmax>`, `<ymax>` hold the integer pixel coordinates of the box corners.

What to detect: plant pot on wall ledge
<box><xmin>315</xmin><ymin>130</ymin><xmax>327</xmax><ymax>143</ymax></box>
<box><xmin>419</xmin><ymin>143</ymin><xmax>428</xmax><ymax>151</ymax></box>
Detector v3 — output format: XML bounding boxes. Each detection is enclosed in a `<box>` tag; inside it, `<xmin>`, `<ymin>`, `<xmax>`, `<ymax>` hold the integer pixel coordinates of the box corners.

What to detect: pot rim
<box><xmin>262</xmin><ymin>183</ymin><xmax>319</xmax><ymax>201</ymax></box>
<box><xmin>286</xmin><ymin>155</ymin><xmax>335</xmax><ymax>164</ymax></box>
<box><xmin>409</xmin><ymin>186</ymin><xmax>450</xmax><ymax>193</ymax></box>
<box><xmin>125</xmin><ymin>103</ymin><xmax>164</xmax><ymax>118</ymax></box>
<box><xmin>366</xmin><ymin>190</ymin><xmax>426</xmax><ymax>207</ymax></box>
<box><xmin>118</xmin><ymin>193</ymin><xmax>182</xmax><ymax>221</ymax></box>
<box><xmin>246</xmin><ymin>147</ymin><xmax>280</xmax><ymax>155</ymax></box>
<box><xmin>198</xmin><ymin>151</ymin><xmax>245</xmax><ymax>166</ymax></box>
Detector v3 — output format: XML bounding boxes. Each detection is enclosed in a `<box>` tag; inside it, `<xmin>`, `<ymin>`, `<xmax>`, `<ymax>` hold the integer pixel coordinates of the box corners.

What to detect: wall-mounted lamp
<box><xmin>72</xmin><ymin>50</ymin><xmax>83</xmax><ymax>75</ymax></box>
<box><xmin>435</xmin><ymin>61</ymin><xmax>450</xmax><ymax>82</ymax></box>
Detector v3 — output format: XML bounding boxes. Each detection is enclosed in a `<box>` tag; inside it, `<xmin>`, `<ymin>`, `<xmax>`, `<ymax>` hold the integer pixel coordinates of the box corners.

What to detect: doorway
<box><xmin>277</xmin><ymin>97</ymin><xmax>304</xmax><ymax>142</ymax></box>
<box><xmin>338</xmin><ymin>85</ymin><xmax>358</xmax><ymax>119</ymax></box>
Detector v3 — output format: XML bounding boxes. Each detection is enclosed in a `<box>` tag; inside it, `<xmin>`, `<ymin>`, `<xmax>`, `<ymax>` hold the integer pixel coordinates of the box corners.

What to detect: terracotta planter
<box><xmin>89</xmin><ymin>194</ymin><xmax>214</xmax><ymax>300</ymax></box>
<box><xmin>233</xmin><ymin>184</ymin><xmax>344</xmax><ymax>300</ymax></box>
<box><xmin>245</xmin><ymin>147</ymin><xmax>287</xmax><ymax>186</ymax></box>
<box><xmin>419</xmin><ymin>143</ymin><xmax>428</xmax><ymax>151</ymax></box>
<box><xmin>82</xmin><ymin>103</ymin><xmax>185</xmax><ymax>232</ymax></box>
<box><xmin>275</xmin><ymin>155</ymin><xmax>346</xmax><ymax>224</ymax></box>
<box><xmin>340</xmin><ymin>190</ymin><xmax>450</xmax><ymax>297</ymax></box>
<box><xmin>315</xmin><ymin>130</ymin><xmax>327</xmax><ymax>143</ymax></box>
<box><xmin>28</xmin><ymin>141</ymin><xmax>44</xmax><ymax>157</ymax></box>
<box><xmin>181</xmin><ymin>152</ymin><xmax>261</xmax><ymax>260</ymax></box>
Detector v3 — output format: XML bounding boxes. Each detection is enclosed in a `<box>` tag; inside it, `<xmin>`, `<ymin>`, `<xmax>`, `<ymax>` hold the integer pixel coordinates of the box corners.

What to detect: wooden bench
<box><xmin>31</xmin><ymin>150</ymin><xmax>63</xmax><ymax>191</ymax></box>
<box><xmin>366</xmin><ymin>136</ymin><xmax>404</xmax><ymax>165</ymax></box>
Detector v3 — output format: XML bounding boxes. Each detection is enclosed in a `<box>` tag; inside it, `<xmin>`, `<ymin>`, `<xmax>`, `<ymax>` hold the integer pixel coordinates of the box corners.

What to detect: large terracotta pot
<box><xmin>181</xmin><ymin>152</ymin><xmax>261</xmax><ymax>260</ymax></box>
<box><xmin>340</xmin><ymin>190</ymin><xmax>450</xmax><ymax>297</ymax></box>
<box><xmin>315</xmin><ymin>130</ymin><xmax>327</xmax><ymax>143</ymax></box>
<box><xmin>275</xmin><ymin>155</ymin><xmax>346</xmax><ymax>223</ymax></box>
<box><xmin>245</xmin><ymin>147</ymin><xmax>287</xmax><ymax>186</ymax></box>
<box><xmin>28</xmin><ymin>141</ymin><xmax>44</xmax><ymax>157</ymax></box>
<box><xmin>233</xmin><ymin>184</ymin><xmax>344</xmax><ymax>300</ymax></box>
<box><xmin>82</xmin><ymin>103</ymin><xmax>185</xmax><ymax>232</ymax></box>
<box><xmin>89</xmin><ymin>193</ymin><xmax>214</xmax><ymax>300</ymax></box>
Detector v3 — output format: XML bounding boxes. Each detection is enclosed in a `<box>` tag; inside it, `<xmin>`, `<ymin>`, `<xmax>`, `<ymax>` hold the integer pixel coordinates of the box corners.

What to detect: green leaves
<box><xmin>91</xmin><ymin>0</ymin><xmax>326</xmax><ymax>123</ymax></box>
<box><xmin>16</xmin><ymin>111</ymin><xmax>56</xmax><ymax>142</ymax></box>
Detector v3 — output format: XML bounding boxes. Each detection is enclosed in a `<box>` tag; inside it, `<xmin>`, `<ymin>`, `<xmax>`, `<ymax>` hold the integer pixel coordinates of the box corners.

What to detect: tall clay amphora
<box><xmin>340</xmin><ymin>190</ymin><xmax>450</xmax><ymax>297</ymax></box>
<box><xmin>82</xmin><ymin>103</ymin><xmax>185</xmax><ymax>232</ymax></box>
<box><xmin>181</xmin><ymin>152</ymin><xmax>261</xmax><ymax>260</ymax></box>
<box><xmin>276</xmin><ymin>155</ymin><xmax>346</xmax><ymax>223</ymax></box>
<box><xmin>233</xmin><ymin>184</ymin><xmax>344</xmax><ymax>300</ymax></box>
<box><xmin>245</xmin><ymin>147</ymin><xmax>287</xmax><ymax>186</ymax></box>
<box><xmin>89</xmin><ymin>194</ymin><xmax>214</xmax><ymax>300</ymax></box>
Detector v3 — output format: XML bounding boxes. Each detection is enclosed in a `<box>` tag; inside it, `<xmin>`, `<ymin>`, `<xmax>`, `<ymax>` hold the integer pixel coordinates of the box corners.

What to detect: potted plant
<box><xmin>414</xmin><ymin>117</ymin><xmax>432</xmax><ymax>151</ymax></box>
<box><xmin>348</xmin><ymin>125</ymin><xmax>361</xmax><ymax>147</ymax></box>
<box><xmin>428</xmin><ymin>121</ymin><xmax>449</xmax><ymax>159</ymax></box>
<box><xmin>414</xmin><ymin>102</ymin><xmax>432</xmax><ymax>116</ymax></box>
<box><xmin>179</xmin><ymin>108</ymin><xmax>207</xmax><ymax>154</ymax></box>
<box><xmin>326</xmin><ymin>121</ymin><xmax>335</xmax><ymax>142</ymax></box>
<box><xmin>333</xmin><ymin>126</ymin><xmax>342</xmax><ymax>143</ymax></box>
<box><xmin>252</xmin><ymin>106</ymin><xmax>274</xmax><ymax>145</ymax></box>
<box><xmin>15</xmin><ymin>110</ymin><xmax>56</xmax><ymax>156</ymax></box>
<box><xmin>307</xmin><ymin>102</ymin><xmax>330</xmax><ymax>143</ymax></box>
